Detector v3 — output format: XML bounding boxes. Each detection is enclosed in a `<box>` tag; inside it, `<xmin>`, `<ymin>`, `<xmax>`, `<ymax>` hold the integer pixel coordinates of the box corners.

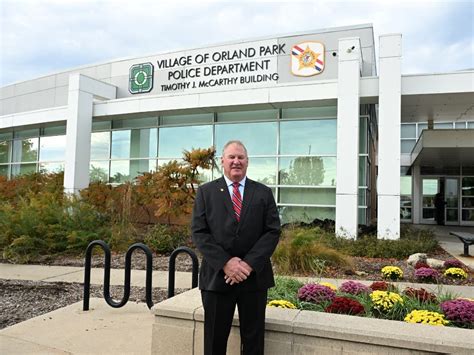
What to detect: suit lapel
<box><xmin>216</xmin><ymin>177</ymin><xmax>235</xmax><ymax>219</ymax></box>
<box><xmin>238</xmin><ymin>178</ymin><xmax>256</xmax><ymax>227</ymax></box>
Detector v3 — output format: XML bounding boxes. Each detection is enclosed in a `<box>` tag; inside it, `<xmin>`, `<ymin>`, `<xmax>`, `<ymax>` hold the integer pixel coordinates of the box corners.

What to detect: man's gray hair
<box><xmin>222</xmin><ymin>140</ymin><xmax>248</xmax><ymax>156</ymax></box>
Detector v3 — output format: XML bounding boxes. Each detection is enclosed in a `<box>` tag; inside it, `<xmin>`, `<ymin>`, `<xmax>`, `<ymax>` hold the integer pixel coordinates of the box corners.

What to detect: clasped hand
<box><xmin>223</xmin><ymin>257</ymin><xmax>253</xmax><ymax>285</ymax></box>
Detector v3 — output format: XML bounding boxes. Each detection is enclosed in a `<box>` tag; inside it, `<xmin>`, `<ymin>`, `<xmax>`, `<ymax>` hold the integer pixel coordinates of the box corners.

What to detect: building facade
<box><xmin>1</xmin><ymin>24</ymin><xmax>473</xmax><ymax>238</ymax></box>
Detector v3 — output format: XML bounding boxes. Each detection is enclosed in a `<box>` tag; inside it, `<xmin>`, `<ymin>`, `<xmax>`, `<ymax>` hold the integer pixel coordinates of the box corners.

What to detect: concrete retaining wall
<box><xmin>151</xmin><ymin>288</ymin><xmax>473</xmax><ymax>355</ymax></box>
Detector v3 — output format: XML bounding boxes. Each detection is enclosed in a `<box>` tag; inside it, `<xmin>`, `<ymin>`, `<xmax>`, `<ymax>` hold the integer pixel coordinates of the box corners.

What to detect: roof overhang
<box><xmin>410</xmin><ymin>129</ymin><xmax>474</xmax><ymax>167</ymax></box>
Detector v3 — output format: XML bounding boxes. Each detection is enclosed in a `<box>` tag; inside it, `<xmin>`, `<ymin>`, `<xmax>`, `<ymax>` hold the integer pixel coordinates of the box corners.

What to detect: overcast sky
<box><xmin>0</xmin><ymin>0</ymin><xmax>473</xmax><ymax>86</ymax></box>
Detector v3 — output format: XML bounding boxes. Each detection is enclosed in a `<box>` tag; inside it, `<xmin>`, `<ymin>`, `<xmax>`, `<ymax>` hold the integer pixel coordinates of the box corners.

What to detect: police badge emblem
<box><xmin>291</xmin><ymin>42</ymin><xmax>325</xmax><ymax>77</ymax></box>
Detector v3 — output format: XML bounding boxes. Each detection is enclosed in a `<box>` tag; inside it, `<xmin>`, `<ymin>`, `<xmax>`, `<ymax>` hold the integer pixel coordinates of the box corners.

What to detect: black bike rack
<box><xmin>167</xmin><ymin>246</ymin><xmax>199</xmax><ymax>298</ymax></box>
<box><xmin>83</xmin><ymin>241</ymin><xmax>199</xmax><ymax>311</ymax></box>
<box><xmin>83</xmin><ymin>240</ymin><xmax>154</xmax><ymax>310</ymax></box>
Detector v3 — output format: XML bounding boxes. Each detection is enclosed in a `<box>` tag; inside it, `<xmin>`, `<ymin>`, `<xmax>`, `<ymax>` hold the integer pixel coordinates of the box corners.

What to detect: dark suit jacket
<box><xmin>192</xmin><ymin>177</ymin><xmax>281</xmax><ymax>292</ymax></box>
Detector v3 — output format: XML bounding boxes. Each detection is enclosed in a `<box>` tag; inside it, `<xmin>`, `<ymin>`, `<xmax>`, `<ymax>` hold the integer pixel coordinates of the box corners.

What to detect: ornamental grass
<box><xmin>381</xmin><ymin>266</ymin><xmax>403</xmax><ymax>281</ymax></box>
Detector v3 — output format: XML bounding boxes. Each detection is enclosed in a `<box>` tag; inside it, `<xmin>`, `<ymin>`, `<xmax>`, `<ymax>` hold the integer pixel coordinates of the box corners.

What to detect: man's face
<box><xmin>221</xmin><ymin>143</ymin><xmax>249</xmax><ymax>182</ymax></box>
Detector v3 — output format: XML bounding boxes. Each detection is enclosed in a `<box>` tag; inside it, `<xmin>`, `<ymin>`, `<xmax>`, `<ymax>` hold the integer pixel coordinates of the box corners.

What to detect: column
<box><xmin>377</xmin><ymin>34</ymin><xmax>402</xmax><ymax>239</ymax></box>
<box><xmin>335</xmin><ymin>37</ymin><xmax>362</xmax><ymax>239</ymax></box>
<box><xmin>412</xmin><ymin>165</ymin><xmax>421</xmax><ymax>224</ymax></box>
<box><xmin>64</xmin><ymin>74</ymin><xmax>116</xmax><ymax>194</ymax></box>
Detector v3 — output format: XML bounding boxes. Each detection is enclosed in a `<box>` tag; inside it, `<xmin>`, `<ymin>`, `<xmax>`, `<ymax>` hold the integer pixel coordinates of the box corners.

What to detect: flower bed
<box><xmin>268</xmin><ymin>276</ymin><xmax>474</xmax><ymax>329</ymax></box>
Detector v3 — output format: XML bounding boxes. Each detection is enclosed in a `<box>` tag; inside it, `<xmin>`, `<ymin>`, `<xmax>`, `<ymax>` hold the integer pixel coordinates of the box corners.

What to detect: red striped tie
<box><xmin>232</xmin><ymin>182</ymin><xmax>242</xmax><ymax>221</ymax></box>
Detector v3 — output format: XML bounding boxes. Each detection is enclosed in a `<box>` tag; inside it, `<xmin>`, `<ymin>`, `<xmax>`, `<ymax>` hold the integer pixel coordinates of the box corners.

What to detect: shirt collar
<box><xmin>223</xmin><ymin>175</ymin><xmax>247</xmax><ymax>187</ymax></box>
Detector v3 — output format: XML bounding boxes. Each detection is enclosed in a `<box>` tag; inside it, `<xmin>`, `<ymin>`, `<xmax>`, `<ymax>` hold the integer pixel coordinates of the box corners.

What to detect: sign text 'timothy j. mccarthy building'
<box><xmin>1</xmin><ymin>24</ymin><xmax>473</xmax><ymax>238</ymax></box>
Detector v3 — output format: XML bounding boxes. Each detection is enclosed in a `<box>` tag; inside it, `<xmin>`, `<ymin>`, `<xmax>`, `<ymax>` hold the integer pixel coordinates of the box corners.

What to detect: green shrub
<box><xmin>0</xmin><ymin>192</ymin><xmax>112</xmax><ymax>262</ymax></box>
<box><xmin>144</xmin><ymin>224</ymin><xmax>189</xmax><ymax>254</ymax></box>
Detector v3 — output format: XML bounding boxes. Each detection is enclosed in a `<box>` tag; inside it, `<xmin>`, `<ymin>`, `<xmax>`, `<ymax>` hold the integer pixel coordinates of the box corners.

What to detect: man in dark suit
<box><xmin>192</xmin><ymin>140</ymin><xmax>281</xmax><ymax>355</ymax></box>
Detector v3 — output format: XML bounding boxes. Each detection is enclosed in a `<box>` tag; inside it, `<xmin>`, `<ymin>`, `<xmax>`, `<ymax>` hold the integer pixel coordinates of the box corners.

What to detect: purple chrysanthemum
<box><xmin>298</xmin><ymin>283</ymin><xmax>336</xmax><ymax>304</ymax></box>
<box><xmin>440</xmin><ymin>299</ymin><xmax>474</xmax><ymax>327</ymax></box>
<box><xmin>443</xmin><ymin>259</ymin><xmax>465</xmax><ymax>269</ymax></box>
<box><xmin>339</xmin><ymin>280</ymin><xmax>371</xmax><ymax>295</ymax></box>
<box><xmin>414</xmin><ymin>267</ymin><xmax>439</xmax><ymax>282</ymax></box>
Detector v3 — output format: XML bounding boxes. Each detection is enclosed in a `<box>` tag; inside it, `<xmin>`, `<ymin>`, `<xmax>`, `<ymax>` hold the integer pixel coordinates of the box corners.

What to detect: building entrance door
<box><xmin>445</xmin><ymin>178</ymin><xmax>459</xmax><ymax>225</ymax></box>
<box><xmin>421</xmin><ymin>178</ymin><xmax>439</xmax><ymax>224</ymax></box>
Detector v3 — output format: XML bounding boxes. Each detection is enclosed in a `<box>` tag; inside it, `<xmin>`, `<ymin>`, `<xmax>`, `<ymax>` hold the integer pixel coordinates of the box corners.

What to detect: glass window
<box><xmin>246</xmin><ymin>157</ymin><xmax>276</xmax><ymax>185</ymax></box>
<box><xmin>159</xmin><ymin>125</ymin><xmax>212</xmax><ymax>158</ymax></box>
<box><xmin>0</xmin><ymin>165</ymin><xmax>9</xmax><ymax>177</ymax></box>
<box><xmin>401</xmin><ymin>140</ymin><xmax>416</xmax><ymax>154</ymax></box>
<box><xmin>358</xmin><ymin>188</ymin><xmax>366</xmax><ymax>206</ymax></box>
<box><xmin>11</xmin><ymin>163</ymin><xmax>37</xmax><ymax>177</ymax></box>
<box><xmin>401</xmin><ymin>124</ymin><xmax>416</xmax><ymax>139</ymax></box>
<box><xmin>42</xmin><ymin>124</ymin><xmax>66</xmax><ymax>136</ymax></box>
<box><xmin>112</xmin><ymin>116</ymin><xmax>157</xmax><ymax>129</ymax></box>
<box><xmin>39</xmin><ymin>136</ymin><xmax>66</xmax><ymax>161</ymax></box>
<box><xmin>111</xmin><ymin>130</ymin><xmax>131</xmax><ymax>159</ymax></box>
<box><xmin>280</xmin><ymin>120</ymin><xmax>336</xmax><ymax>155</ymax></box>
<box><xmin>0</xmin><ymin>141</ymin><xmax>11</xmax><ymax>163</ymax></box>
<box><xmin>282</xmin><ymin>106</ymin><xmax>337</xmax><ymax>119</ymax></box>
<box><xmin>131</xmin><ymin>128</ymin><xmax>157</xmax><ymax>158</ymax></box>
<box><xmin>400</xmin><ymin>176</ymin><xmax>412</xmax><ymax>195</ymax></box>
<box><xmin>359</xmin><ymin>117</ymin><xmax>367</xmax><ymax>154</ymax></box>
<box><xmin>110</xmin><ymin>160</ymin><xmax>131</xmax><ymax>183</ymax></box>
<box><xmin>418</xmin><ymin>123</ymin><xmax>428</xmax><ymax>137</ymax></box>
<box><xmin>468</xmin><ymin>122</ymin><xmax>474</xmax><ymax>129</ymax></box>
<box><xmin>0</xmin><ymin>132</ymin><xmax>13</xmax><ymax>140</ymax></box>
<box><xmin>279</xmin><ymin>156</ymin><xmax>336</xmax><ymax>186</ymax></box>
<box><xmin>279</xmin><ymin>206</ymin><xmax>335</xmax><ymax>224</ymax></box>
<box><xmin>462</xmin><ymin>177</ymin><xmax>474</xmax><ymax>196</ymax></box>
<box><xmin>14</xmin><ymin>128</ymin><xmax>39</xmax><ymax>139</ymax></box>
<box><xmin>91</xmin><ymin>132</ymin><xmax>110</xmax><ymax>160</ymax></box>
<box><xmin>161</xmin><ymin>113</ymin><xmax>213</xmax><ymax>125</ymax></box>
<box><xmin>39</xmin><ymin>162</ymin><xmax>64</xmax><ymax>173</ymax></box>
<box><xmin>359</xmin><ymin>156</ymin><xmax>367</xmax><ymax>186</ymax></box>
<box><xmin>434</xmin><ymin>122</ymin><xmax>453</xmax><ymax>129</ymax></box>
<box><xmin>92</xmin><ymin>120</ymin><xmax>112</xmax><ymax>132</ymax></box>
<box><xmin>12</xmin><ymin>138</ymin><xmax>38</xmax><ymax>162</ymax></box>
<box><xmin>454</xmin><ymin>122</ymin><xmax>466</xmax><ymax>129</ymax></box>
<box><xmin>215</xmin><ymin>122</ymin><xmax>277</xmax><ymax>156</ymax></box>
<box><xmin>90</xmin><ymin>161</ymin><xmax>110</xmax><ymax>182</ymax></box>
<box><xmin>217</xmin><ymin>109</ymin><xmax>277</xmax><ymax>122</ymax></box>
<box><xmin>279</xmin><ymin>187</ymin><xmax>336</xmax><ymax>205</ymax></box>
<box><xmin>359</xmin><ymin>208</ymin><xmax>367</xmax><ymax>225</ymax></box>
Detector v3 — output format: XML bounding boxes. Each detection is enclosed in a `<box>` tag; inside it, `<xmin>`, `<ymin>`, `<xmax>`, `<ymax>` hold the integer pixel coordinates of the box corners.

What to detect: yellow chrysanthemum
<box><xmin>319</xmin><ymin>282</ymin><xmax>337</xmax><ymax>291</ymax></box>
<box><xmin>370</xmin><ymin>290</ymin><xmax>403</xmax><ymax>312</ymax></box>
<box><xmin>404</xmin><ymin>310</ymin><xmax>449</xmax><ymax>326</ymax></box>
<box><xmin>267</xmin><ymin>300</ymin><xmax>297</xmax><ymax>309</ymax></box>
<box><xmin>381</xmin><ymin>266</ymin><xmax>404</xmax><ymax>280</ymax></box>
<box><xmin>444</xmin><ymin>267</ymin><xmax>468</xmax><ymax>279</ymax></box>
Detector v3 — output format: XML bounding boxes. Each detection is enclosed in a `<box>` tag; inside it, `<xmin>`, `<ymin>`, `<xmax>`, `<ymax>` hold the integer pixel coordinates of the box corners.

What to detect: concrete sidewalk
<box><xmin>1</xmin><ymin>298</ymin><xmax>154</xmax><ymax>354</ymax></box>
<box><xmin>0</xmin><ymin>263</ymin><xmax>194</xmax><ymax>289</ymax></box>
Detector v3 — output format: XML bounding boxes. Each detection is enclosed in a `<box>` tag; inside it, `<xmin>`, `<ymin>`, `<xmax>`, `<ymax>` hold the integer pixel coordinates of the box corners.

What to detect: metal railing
<box><xmin>82</xmin><ymin>240</ymin><xmax>199</xmax><ymax>311</ymax></box>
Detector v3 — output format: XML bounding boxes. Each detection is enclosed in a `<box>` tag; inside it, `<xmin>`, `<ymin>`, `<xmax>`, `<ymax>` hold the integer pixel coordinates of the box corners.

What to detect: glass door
<box><xmin>461</xmin><ymin>177</ymin><xmax>474</xmax><ymax>226</ymax></box>
<box><xmin>421</xmin><ymin>178</ymin><xmax>438</xmax><ymax>223</ymax></box>
<box><xmin>445</xmin><ymin>178</ymin><xmax>459</xmax><ymax>225</ymax></box>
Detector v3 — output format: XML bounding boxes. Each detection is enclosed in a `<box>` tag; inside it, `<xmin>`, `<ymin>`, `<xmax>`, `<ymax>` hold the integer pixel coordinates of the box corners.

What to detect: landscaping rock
<box><xmin>355</xmin><ymin>271</ymin><xmax>368</xmax><ymax>277</ymax></box>
<box><xmin>427</xmin><ymin>258</ymin><xmax>446</xmax><ymax>269</ymax></box>
<box><xmin>407</xmin><ymin>253</ymin><xmax>427</xmax><ymax>266</ymax></box>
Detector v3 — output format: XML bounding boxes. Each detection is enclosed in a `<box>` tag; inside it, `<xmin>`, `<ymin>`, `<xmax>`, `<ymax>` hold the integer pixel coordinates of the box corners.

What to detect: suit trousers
<box><xmin>201</xmin><ymin>288</ymin><xmax>268</xmax><ymax>355</ymax></box>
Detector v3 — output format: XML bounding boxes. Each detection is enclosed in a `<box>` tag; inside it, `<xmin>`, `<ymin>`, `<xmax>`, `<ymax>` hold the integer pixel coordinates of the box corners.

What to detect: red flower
<box><xmin>325</xmin><ymin>296</ymin><xmax>365</xmax><ymax>315</ymax></box>
<box><xmin>403</xmin><ymin>287</ymin><xmax>437</xmax><ymax>302</ymax></box>
<box><xmin>369</xmin><ymin>281</ymin><xmax>394</xmax><ymax>291</ymax></box>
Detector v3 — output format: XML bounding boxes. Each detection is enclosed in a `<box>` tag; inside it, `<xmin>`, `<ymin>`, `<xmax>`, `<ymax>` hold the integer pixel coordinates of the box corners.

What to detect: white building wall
<box><xmin>377</xmin><ymin>34</ymin><xmax>402</xmax><ymax>239</ymax></box>
<box><xmin>335</xmin><ymin>37</ymin><xmax>361</xmax><ymax>239</ymax></box>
